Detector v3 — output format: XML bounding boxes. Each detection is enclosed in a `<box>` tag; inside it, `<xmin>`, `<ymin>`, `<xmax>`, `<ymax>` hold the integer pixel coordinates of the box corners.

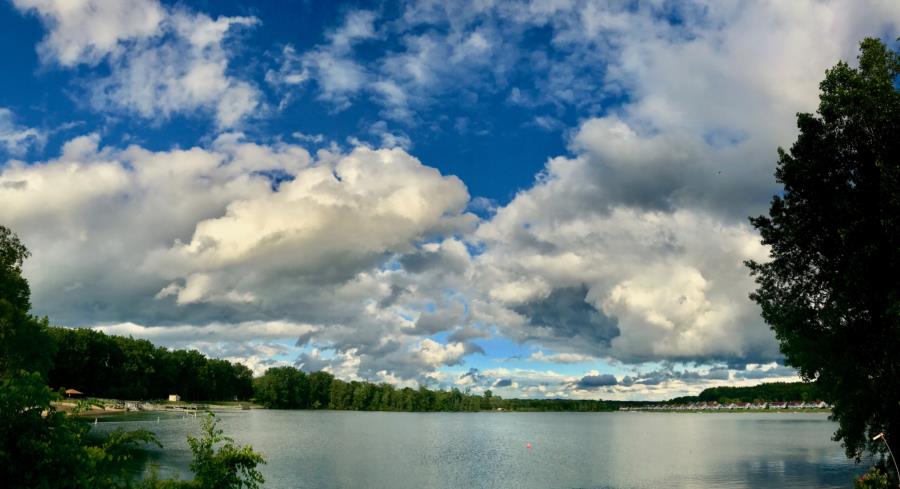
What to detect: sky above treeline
<box><xmin>0</xmin><ymin>0</ymin><xmax>897</xmax><ymax>401</ymax></box>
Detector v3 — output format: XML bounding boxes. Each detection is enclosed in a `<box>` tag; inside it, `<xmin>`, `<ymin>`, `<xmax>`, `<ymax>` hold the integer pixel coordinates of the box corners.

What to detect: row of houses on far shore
<box><xmin>622</xmin><ymin>401</ymin><xmax>831</xmax><ymax>411</ymax></box>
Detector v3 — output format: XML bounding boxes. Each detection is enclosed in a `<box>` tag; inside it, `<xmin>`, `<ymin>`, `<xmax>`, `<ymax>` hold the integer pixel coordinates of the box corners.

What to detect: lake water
<box><xmin>95</xmin><ymin>410</ymin><xmax>867</xmax><ymax>489</ymax></box>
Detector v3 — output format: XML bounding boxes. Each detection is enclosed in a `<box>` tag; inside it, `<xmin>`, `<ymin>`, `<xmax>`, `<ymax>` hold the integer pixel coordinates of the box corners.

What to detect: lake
<box><xmin>95</xmin><ymin>410</ymin><xmax>867</xmax><ymax>489</ymax></box>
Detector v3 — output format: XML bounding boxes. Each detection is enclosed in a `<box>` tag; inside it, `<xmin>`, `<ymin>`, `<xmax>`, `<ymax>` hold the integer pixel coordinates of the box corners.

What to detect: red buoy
<box><xmin>526</xmin><ymin>442</ymin><xmax>532</xmax><ymax>449</ymax></box>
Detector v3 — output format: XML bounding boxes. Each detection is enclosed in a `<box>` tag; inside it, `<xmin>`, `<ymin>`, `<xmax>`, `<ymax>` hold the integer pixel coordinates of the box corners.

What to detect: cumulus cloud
<box><xmin>1</xmin><ymin>133</ymin><xmax>476</xmax><ymax>382</ymax></box>
<box><xmin>4</xmin><ymin>0</ymin><xmax>898</xmax><ymax>399</ymax></box>
<box><xmin>472</xmin><ymin>200</ymin><xmax>773</xmax><ymax>364</ymax></box>
<box><xmin>513</xmin><ymin>285</ymin><xmax>620</xmax><ymax>350</ymax></box>
<box><xmin>433</xmin><ymin>362</ymin><xmax>802</xmax><ymax>401</ymax></box>
<box><xmin>13</xmin><ymin>0</ymin><xmax>261</xmax><ymax>127</ymax></box>
<box><xmin>457</xmin><ymin>0</ymin><xmax>900</xmax><ymax>370</ymax></box>
<box><xmin>412</xmin><ymin>303</ymin><xmax>466</xmax><ymax>336</ymax></box>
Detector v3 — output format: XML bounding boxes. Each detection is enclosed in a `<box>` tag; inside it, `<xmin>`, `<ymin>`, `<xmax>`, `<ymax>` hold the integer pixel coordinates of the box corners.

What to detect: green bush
<box><xmin>141</xmin><ymin>413</ymin><xmax>265</xmax><ymax>489</ymax></box>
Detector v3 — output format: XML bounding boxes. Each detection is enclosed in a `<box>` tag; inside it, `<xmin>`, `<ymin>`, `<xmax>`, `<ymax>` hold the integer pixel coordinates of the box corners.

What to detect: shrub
<box><xmin>854</xmin><ymin>468</ymin><xmax>892</xmax><ymax>489</ymax></box>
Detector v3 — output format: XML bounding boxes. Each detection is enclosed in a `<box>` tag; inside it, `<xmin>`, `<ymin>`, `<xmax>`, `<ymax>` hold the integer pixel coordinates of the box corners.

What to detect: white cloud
<box><xmin>457</xmin><ymin>0</ymin><xmax>900</xmax><ymax>367</ymax></box>
<box><xmin>267</xmin><ymin>11</ymin><xmax>377</xmax><ymax>109</ymax></box>
<box><xmin>269</xmin><ymin>6</ymin><xmax>510</xmax><ymax>121</ymax></box>
<box><xmin>0</xmin><ymin>108</ymin><xmax>45</xmax><ymax>156</ymax></box>
<box><xmin>144</xmin><ymin>146</ymin><xmax>472</xmax><ymax>285</ymax></box>
<box><xmin>368</xmin><ymin>121</ymin><xmax>412</xmax><ymax>150</ymax></box>
<box><xmin>473</xmin><ymin>175</ymin><xmax>774</xmax><ymax>363</ymax></box>
<box><xmin>94</xmin><ymin>320</ymin><xmax>319</xmax><ymax>344</ymax></box>
<box><xmin>13</xmin><ymin>0</ymin><xmax>165</xmax><ymax>66</ymax></box>
<box><xmin>5</xmin><ymin>0</ymin><xmax>899</xmax><ymax>397</ymax></box>
<box><xmin>3</xmin><ymin>132</ymin><xmax>479</xmax><ymax>382</ymax></box>
<box><xmin>416</xmin><ymin>339</ymin><xmax>468</xmax><ymax>368</ymax></box>
<box><xmin>13</xmin><ymin>0</ymin><xmax>262</xmax><ymax>127</ymax></box>
<box><xmin>529</xmin><ymin>351</ymin><xmax>595</xmax><ymax>364</ymax></box>
<box><xmin>437</xmin><ymin>364</ymin><xmax>801</xmax><ymax>401</ymax></box>
<box><xmin>269</xmin><ymin>0</ymin><xmax>900</xmax><ymax>133</ymax></box>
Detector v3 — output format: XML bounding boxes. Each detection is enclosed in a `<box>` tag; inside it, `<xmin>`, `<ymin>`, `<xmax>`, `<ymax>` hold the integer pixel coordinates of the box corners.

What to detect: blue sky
<box><xmin>1</xmin><ymin>0</ymin><xmax>898</xmax><ymax>400</ymax></box>
<box><xmin>0</xmin><ymin>0</ymin><xmax>576</xmax><ymax>202</ymax></box>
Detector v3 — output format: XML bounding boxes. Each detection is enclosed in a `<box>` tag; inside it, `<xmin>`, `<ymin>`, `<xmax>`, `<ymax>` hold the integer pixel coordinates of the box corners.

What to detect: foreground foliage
<box><xmin>1</xmin><ymin>225</ymin><xmax>157</xmax><ymax>488</ymax></box>
<box><xmin>142</xmin><ymin>413</ymin><xmax>265</xmax><ymax>489</ymax></box>
<box><xmin>747</xmin><ymin>38</ymin><xmax>900</xmax><ymax>463</ymax></box>
<box><xmin>855</xmin><ymin>468</ymin><xmax>893</xmax><ymax>489</ymax></box>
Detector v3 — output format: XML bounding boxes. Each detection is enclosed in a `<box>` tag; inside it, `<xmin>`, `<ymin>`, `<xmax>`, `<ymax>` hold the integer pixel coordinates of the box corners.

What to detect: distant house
<box><xmin>168</xmin><ymin>394</ymin><xmax>181</xmax><ymax>402</ymax></box>
<box><xmin>64</xmin><ymin>389</ymin><xmax>84</xmax><ymax>398</ymax></box>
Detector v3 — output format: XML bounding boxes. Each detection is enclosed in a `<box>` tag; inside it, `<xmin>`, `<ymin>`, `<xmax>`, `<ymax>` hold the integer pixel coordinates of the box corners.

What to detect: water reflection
<box><xmin>95</xmin><ymin>411</ymin><xmax>866</xmax><ymax>489</ymax></box>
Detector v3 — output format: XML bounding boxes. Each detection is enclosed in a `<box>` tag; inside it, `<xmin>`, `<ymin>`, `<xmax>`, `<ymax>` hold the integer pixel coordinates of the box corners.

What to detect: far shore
<box><xmin>619</xmin><ymin>408</ymin><xmax>832</xmax><ymax>414</ymax></box>
<box><xmin>53</xmin><ymin>398</ymin><xmax>264</xmax><ymax>418</ymax></box>
<box><xmin>58</xmin><ymin>398</ymin><xmax>833</xmax><ymax>417</ymax></box>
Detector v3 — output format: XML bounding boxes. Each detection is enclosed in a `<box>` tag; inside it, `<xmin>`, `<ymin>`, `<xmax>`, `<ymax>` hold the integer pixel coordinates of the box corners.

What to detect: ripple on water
<box><xmin>92</xmin><ymin>411</ymin><xmax>866</xmax><ymax>489</ymax></box>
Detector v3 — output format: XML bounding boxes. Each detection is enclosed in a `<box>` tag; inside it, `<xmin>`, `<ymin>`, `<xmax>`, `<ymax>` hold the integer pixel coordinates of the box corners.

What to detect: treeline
<box><xmin>253</xmin><ymin>366</ymin><xmax>615</xmax><ymax>412</ymax></box>
<box><xmin>44</xmin><ymin>325</ymin><xmax>820</xmax><ymax>411</ymax></box>
<box><xmin>45</xmin><ymin>327</ymin><xmax>614</xmax><ymax>411</ymax></box>
<box><xmin>47</xmin><ymin>327</ymin><xmax>253</xmax><ymax>402</ymax></box>
<box><xmin>666</xmin><ymin>381</ymin><xmax>822</xmax><ymax>404</ymax></box>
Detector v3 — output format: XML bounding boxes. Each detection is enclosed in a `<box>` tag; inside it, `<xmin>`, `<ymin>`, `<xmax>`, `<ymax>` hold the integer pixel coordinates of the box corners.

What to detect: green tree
<box><xmin>747</xmin><ymin>38</ymin><xmax>900</xmax><ymax>461</ymax></box>
<box><xmin>186</xmin><ymin>413</ymin><xmax>265</xmax><ymax>489</ymax></box>
<box><xmin>253</xmin><ymin>366</ymin><xmax>309</xmax><ymax>409</ymax></box>
<box><xmin>142</xmin><ymin>413</ymin><xmax>265</xmax><ymax>489</ymax></box>
<box><xmin>306</xmin><ymin>371</ymin><xmax>333</xmax><ymax>409</ymax></box>
<box><xmin>0</xmin><ymin>225</ymin><xmax>160</xmax><ymax>488</ymax></box>
<box><xmin>0</xmin><ymin>226</ymin><xmax>54</xmax><ymax>377</ymax></box>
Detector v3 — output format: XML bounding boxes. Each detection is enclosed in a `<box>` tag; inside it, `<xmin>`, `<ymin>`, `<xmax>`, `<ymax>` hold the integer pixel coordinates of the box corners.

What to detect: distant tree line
<box><xmin>41</xmin><ymin>327</ymin><xmax>616</xmax><ymax>411</ymax></box>
<box><xmin>663</xmin><ymin>381</ymin><xmax>822</xmax><ymax>405</ymax></box>
<box><xmin>253</xmin><ymin>366</ymin><xmax>615</xmax><ymax>412</ymax></box>
<box><xmin>45</xmin><ymin>326</ymin><xmax>826</xmax><ymax>414</ymax></box>
<box><xmin>47</xmin><ymin>327</ymin><xmax>254</xmax><ymax>402</ymax></box>
<box><xmin>45</xmin><ymin>327</ymin><xmax>824</xmax><ymax>412</ymax></box>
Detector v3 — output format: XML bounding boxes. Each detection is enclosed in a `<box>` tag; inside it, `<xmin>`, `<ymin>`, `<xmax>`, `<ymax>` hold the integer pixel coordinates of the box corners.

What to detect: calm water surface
<box><xmin>95</xmin><ymin>411</ymin><xmax>866</xmax><ymax>489</ymax></box>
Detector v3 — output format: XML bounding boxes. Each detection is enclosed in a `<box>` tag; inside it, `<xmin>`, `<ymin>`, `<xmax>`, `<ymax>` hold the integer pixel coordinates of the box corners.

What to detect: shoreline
<box><xmin>53</xmin><ymin>399</ymin><xmax>263</xmax><ymax>418</ymax></box>
<box><xmin>79</xmin><ymin>404</ymin><xmax>833</xmax><ymax>417</ymax></box>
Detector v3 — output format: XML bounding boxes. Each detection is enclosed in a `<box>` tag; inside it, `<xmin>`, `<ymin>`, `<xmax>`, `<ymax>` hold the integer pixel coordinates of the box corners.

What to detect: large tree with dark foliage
<box><xmin>747</xmin><ymin>38</ymin><xmax>900</xmax><ymax>461</ymax></box>
<box><xmin>47</xmin><ymin>327</ymin><xmax>254</xmax><ymax>402</ymax></box>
